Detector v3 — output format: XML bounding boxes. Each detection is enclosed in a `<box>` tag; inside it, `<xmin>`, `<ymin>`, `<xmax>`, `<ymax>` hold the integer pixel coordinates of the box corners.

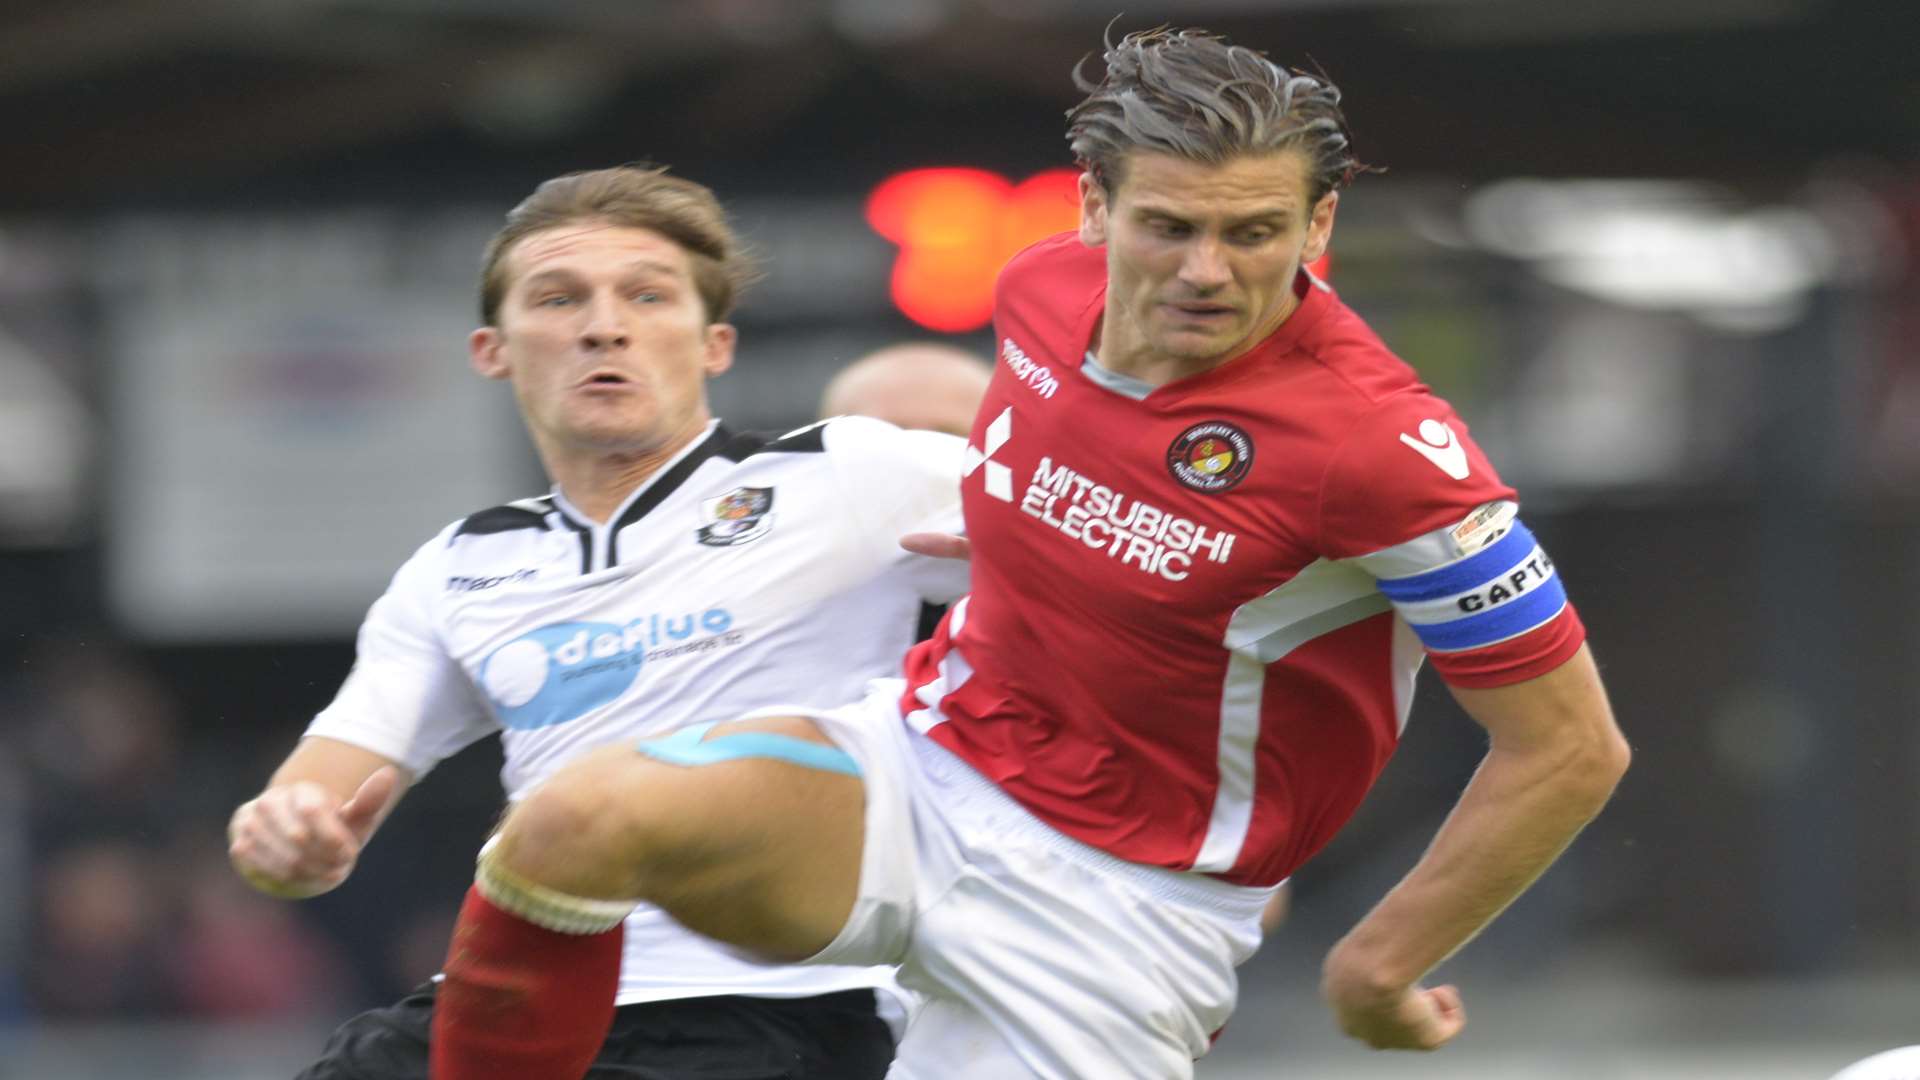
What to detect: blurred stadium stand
<box><xmin>2</xmin><ymin>1</ymin><xmax>1916</xmax><ymax>1076</ymax></box>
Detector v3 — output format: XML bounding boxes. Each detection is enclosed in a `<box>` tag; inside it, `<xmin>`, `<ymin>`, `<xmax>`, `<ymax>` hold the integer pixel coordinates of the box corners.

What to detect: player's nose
<box><xmin>577</xmin><ymin>293</ymin><xmax>630</xmax><ymax>350</ymax></box>
<box><xmin>1177</xmin><ymin>236</ymin><xmax>1231</xmax><ymax>292</ymax></box>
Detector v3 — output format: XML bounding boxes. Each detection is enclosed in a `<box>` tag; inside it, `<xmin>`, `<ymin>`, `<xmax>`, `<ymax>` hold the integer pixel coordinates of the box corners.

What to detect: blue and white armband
<box><xmin>1360</xmin><ymin>504</ymin><xmax>1569</xmax><ymax>653</ymax></box>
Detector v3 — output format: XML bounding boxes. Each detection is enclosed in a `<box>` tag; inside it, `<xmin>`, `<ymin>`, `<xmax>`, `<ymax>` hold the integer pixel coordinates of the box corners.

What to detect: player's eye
<box><xmin>631</xmin><ymin>291</ymin><xmax>662</xmax><ymax>304</ymax></box>
<box><xmin>1232</xmin><ymin>227</ymin><xmax>1276</xmax><ymax>245</ymax></box>
<box><xmin>1151</xmin><ymin>219</ymin><xmax>1191</xmax><ymax>238</ymax></box>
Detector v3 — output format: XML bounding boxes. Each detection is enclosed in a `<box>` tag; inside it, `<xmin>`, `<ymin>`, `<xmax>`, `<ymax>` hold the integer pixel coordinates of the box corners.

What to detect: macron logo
<box><xmin>1001</xmin><ymin>338</ymin><xmax>1060</xmax><ymax>398</ymax></box>
<box><xmin>965</xmin><ymin>407</ymin><xmax>1014</xmax><ymax>502</ymax></box>
<box><xmin>1398</xmin><ymin>419</ymin><xmax>1471</xmax><ymax>480</ymax></box>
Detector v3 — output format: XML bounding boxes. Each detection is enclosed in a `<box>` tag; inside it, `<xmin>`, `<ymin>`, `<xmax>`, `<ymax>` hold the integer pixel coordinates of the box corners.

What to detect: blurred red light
<box><xmin>867</xmin><ymin>170</ymin><xmax>1332</xmax><ymax>330</ymax></box>
<box><xmin>866</xmin><ymin>168</ymin><xmax>1081</xmax><ymax>332</ymax></box>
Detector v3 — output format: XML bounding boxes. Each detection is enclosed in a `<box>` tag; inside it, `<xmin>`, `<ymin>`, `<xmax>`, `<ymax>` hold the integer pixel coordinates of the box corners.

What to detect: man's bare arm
<box><xmin>1321</xmin><ymin>644</ymin><xmax>1630</xmax><ymax>1049</ymax></box>
<box><xmin>228</xmin><ymin>736</ymin><xmax>412</xmax><ymax>899</ymax></box>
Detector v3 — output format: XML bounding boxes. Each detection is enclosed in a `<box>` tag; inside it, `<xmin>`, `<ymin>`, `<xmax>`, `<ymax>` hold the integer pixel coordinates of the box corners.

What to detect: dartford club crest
<box><xmin>1166</xmin><ymin>421</ymin><xmax>1254</xmax><ymax>493</ymax></box>
<box><xmin>697</xmin><ymin>486</ymin><xmax>775</xmax><ymax>547</ymax></box>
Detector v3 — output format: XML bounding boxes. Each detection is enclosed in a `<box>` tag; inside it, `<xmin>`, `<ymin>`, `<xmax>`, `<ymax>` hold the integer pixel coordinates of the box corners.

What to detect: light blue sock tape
<box><xmin>635</xmin><ymin>721</ymin><xmax>861</xmax><ymax>777</ymax></box>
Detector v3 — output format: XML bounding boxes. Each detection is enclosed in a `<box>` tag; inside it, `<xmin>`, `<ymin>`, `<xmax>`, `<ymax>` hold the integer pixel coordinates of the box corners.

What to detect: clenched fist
<box><xmin>228</xmin><ymin>767</ymin><xmax>401</xmax><ymax>898</ymax></box>
<box><xmin>1321</xmin><ymin>967</ymin><xmax>1467</xmax><ymax>1052</ymax></box>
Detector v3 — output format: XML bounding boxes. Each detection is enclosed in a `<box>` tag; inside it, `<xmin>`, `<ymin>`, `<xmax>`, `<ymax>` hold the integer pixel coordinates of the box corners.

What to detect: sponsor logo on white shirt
<box><xmin>478</xmin><ymin>609</ymin><xmax>740</xmax><ymax>730</ymax></box>
<box><xmin>1398</xmin><ymin>419</ymin><xmax>1470</xmax><ymax>480</ymax></box>
<box><xmin>447</xmin><ymin>569</ymin><xmax>538</xmax><ymax>592</ymax></box>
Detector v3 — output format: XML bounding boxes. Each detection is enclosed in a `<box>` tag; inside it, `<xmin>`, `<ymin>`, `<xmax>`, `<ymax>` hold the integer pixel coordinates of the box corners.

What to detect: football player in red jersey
<box><xmin>429</xmin><ymin>28</ymin><xmax>1629</xmax><ymax>1080</ymax></box>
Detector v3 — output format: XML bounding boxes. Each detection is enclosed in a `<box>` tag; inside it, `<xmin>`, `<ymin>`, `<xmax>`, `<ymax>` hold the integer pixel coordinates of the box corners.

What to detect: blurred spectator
<box><xmin>29</xmin><ymin>841</ymin><xmax>174</xmax><ymax>1017</ymax></box>
<box><xmin>6</xmin><ymin>639</ymin><xmax>354</xmax><ymax>1023</ymax></box>
<box><xmin>168</xmin><ymin>836</ymin><xmax>351</xmax><ymax>1020</ymax></box>
<box><xmin>384</xmin><ymin>905</ymin><xmax>463</xmax><ymax>994</ymax></box>
<box><xmin>16</xmin><ymin>641</ymin><xmax>186</xmax><ymax>845</ymax></box>
<box><xmin>9</xmin><ymin>642</ymin><xmax>186</xmax><ymax>1019</ymax></box>
<box><xmin>819</xmin><ymin>341</ymin><xmax>993</xmax><ymax>436</ymax></box>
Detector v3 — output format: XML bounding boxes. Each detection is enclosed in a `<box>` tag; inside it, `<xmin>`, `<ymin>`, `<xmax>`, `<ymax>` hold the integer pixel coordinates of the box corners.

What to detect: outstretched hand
<box><xmin>900</xmin><ymin>532</ymin><xmax>972</xmax><ymax>561</ymax></box>
<box><xmin>229</xmin><ymin>766</ymin><xmax>402</xmax><ymax>899</ymax></box>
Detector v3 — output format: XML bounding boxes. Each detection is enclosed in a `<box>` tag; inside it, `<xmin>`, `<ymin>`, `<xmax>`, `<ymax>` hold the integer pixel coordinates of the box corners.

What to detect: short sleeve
<box><xmin>822</xmin><ymin>416</ymin><xmax>971</xmax><ymax>604</ymax></box>
<box><xmin>1317</xmin><ymin>393</ymin><xmax>1515</xmax><ymax>558</ymax></box>
<box><xmin>305</xmin><ymin>528</ymin><xmax>498</xmax><ymax>775</ymax></box>
<box><xmin>1320</xmin><ymin>392</ymin><xmax>1585</xmax><ymax>688</ymax></box>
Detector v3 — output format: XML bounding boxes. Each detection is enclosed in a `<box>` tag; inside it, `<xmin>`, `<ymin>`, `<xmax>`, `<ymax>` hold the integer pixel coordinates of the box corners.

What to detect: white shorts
<box><xmin>748</xmin><ymin>679</ymin><xmax>1272</xmax><ymax>1080</ymax></box>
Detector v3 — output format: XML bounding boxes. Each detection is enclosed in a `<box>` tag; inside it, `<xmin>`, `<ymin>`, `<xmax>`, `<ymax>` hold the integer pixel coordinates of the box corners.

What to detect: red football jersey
<box><xmin>900</xmin><ymin>233</ymin><xmax>1584</xmax><ymax>888</ymax></box>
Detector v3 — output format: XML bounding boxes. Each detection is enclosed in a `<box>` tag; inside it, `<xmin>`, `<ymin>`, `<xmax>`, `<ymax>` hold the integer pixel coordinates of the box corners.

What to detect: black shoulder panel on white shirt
<box><xmin>452</xmin><ymin>498</ymin><xmax>553</xmax><ymax>541</ymax></box>
<box><xmin>717</xmin><ymin>421</ymin><xmax>829</xmax><ymax>462</ymax></box>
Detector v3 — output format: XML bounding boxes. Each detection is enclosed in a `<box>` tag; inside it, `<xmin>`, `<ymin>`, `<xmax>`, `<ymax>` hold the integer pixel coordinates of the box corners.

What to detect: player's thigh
<box><xmin>635</xmin><ymin>715</ymin><xmax>869</xmax><ymax>959</ymax></box>
<box><xmin>504</xmin><ymin>715</ymin><xmax>867</xmax><ymax>959</ymax></box>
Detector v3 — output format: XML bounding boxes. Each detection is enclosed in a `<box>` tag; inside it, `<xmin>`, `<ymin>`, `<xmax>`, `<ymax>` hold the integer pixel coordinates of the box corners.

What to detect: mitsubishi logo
<box><xmin>964</xmin><ymin>407</ymin><xmax>1013</xmax><ymax>502</ymax></box>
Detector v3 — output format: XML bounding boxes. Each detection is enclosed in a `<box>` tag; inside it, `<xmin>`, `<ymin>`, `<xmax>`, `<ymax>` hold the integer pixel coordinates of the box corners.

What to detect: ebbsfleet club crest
<box><xmin>1166</xmin><ymin>421</ymin><xmax>1254</xmax><ymax>493</ymax></box>
<box><xmin>697</xmin><ymin>486</ymin><xmax>775</xmax><ymax>546</ymax></box>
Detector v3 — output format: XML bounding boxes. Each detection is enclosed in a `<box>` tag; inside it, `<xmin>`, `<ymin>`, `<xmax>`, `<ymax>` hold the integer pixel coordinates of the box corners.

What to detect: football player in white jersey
<box><xmin>226</xmin><ymin>165</ymin><xmax>968</xmax><ymax>1080</ymax></box>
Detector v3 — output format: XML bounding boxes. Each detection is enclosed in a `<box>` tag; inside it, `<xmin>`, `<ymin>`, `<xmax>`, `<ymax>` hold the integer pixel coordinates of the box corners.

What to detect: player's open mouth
<box><xmin>579</xmin><ymin>370</ymin><xmax>632</xmax><ymax>388</ymax></box>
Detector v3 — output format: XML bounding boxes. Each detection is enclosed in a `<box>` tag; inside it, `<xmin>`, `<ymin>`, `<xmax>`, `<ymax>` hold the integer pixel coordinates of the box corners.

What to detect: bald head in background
<box><xmin>819</xmin><ymin>342</ymin><xmax>993</xmax><ymax>436</ymax></box>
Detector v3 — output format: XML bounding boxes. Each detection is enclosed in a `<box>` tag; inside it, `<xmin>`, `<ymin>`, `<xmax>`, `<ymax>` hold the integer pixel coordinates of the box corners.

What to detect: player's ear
<box><xmin>1078</xmin><ymin>170</ymin><xmax>1109</xmax><ymax>247</ymax></box>
<box><xmin>1301</xmin><ymin>191</ymin><xmax>1339</xmax><ymax>266</ymax></box>
<box><xmin>701</xmin><ymin>323</ymin><xmax>736</xmax><ymax>378</ymax></box>
<box><xmin>469</xmin><ymin>326</ymin><xmax>509</xmax><ymax>380</ymax></box>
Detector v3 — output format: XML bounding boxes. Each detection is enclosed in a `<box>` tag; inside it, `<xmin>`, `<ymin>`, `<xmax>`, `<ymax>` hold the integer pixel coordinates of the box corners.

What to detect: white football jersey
<box><xmin>307</xmin><ymin>415</ymin><xmax>966</xmax><ymax>1004</ymax></box>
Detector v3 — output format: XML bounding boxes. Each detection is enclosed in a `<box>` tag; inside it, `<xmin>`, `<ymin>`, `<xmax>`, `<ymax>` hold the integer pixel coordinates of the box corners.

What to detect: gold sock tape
<box><xmin>473</xmin><ymin>836</ymin><xmax>638</xmax><ymax>936</ymax></box>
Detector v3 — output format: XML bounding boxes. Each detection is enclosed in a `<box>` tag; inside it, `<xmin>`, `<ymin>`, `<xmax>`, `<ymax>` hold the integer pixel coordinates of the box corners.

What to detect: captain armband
<box><xmin>1368</xmin><ymin>506</ymin><xmax>1569</xmax><ymax>653</ymax></box>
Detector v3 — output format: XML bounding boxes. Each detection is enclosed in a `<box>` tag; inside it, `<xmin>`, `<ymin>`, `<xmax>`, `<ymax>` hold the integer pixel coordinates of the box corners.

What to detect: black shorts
<box><xmin>296</xmin><ymin>981</ymin><xmax>894</xmax><ymax>1080</ymax></box>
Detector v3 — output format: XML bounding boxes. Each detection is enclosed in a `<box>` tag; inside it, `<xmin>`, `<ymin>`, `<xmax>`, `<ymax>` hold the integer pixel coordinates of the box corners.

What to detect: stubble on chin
<box><xmin>1155</xmin><ymin>324</ymin><xmax>1244</xmax><ymax>366</ymax></box>
<box><xmin>553</xmin><ymin>399</ymin><xmax>658</xmax><ymax>450</ymax></box>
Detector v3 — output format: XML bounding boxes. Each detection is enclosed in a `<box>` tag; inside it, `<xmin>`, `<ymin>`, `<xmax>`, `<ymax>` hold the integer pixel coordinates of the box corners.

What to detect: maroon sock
<box><xmin>429</xmin><ymin>884</ymin><xmax>623</xmax><ymax>1080</ymax></box>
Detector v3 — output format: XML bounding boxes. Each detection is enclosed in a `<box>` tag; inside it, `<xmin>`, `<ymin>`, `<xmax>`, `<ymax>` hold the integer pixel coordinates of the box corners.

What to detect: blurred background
<box><xmin>1</xmin><ymin>1</ymin><xmax>1915</xmax><ymax>1077</ymax></box>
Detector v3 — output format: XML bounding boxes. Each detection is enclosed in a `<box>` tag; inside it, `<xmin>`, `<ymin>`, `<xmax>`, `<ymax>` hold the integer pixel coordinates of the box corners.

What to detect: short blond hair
<box><xmin>479</xmin><ymin>165</ymin><xmax>757</xmax><ymax>325</ymax></box>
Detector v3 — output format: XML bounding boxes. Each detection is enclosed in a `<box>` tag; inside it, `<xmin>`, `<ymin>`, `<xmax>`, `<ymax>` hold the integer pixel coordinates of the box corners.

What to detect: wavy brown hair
<box><xmin>1066</xmin><ymin>27</ymin><xmax>1365</xmax><ymax>204</ymax></box>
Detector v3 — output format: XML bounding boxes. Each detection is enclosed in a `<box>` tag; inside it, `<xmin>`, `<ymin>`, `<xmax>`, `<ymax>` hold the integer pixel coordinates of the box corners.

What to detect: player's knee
<box><xmin>496</xmin><ymin>747</ymin><xmax>677</xmax><ymax>900</ymax></box>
